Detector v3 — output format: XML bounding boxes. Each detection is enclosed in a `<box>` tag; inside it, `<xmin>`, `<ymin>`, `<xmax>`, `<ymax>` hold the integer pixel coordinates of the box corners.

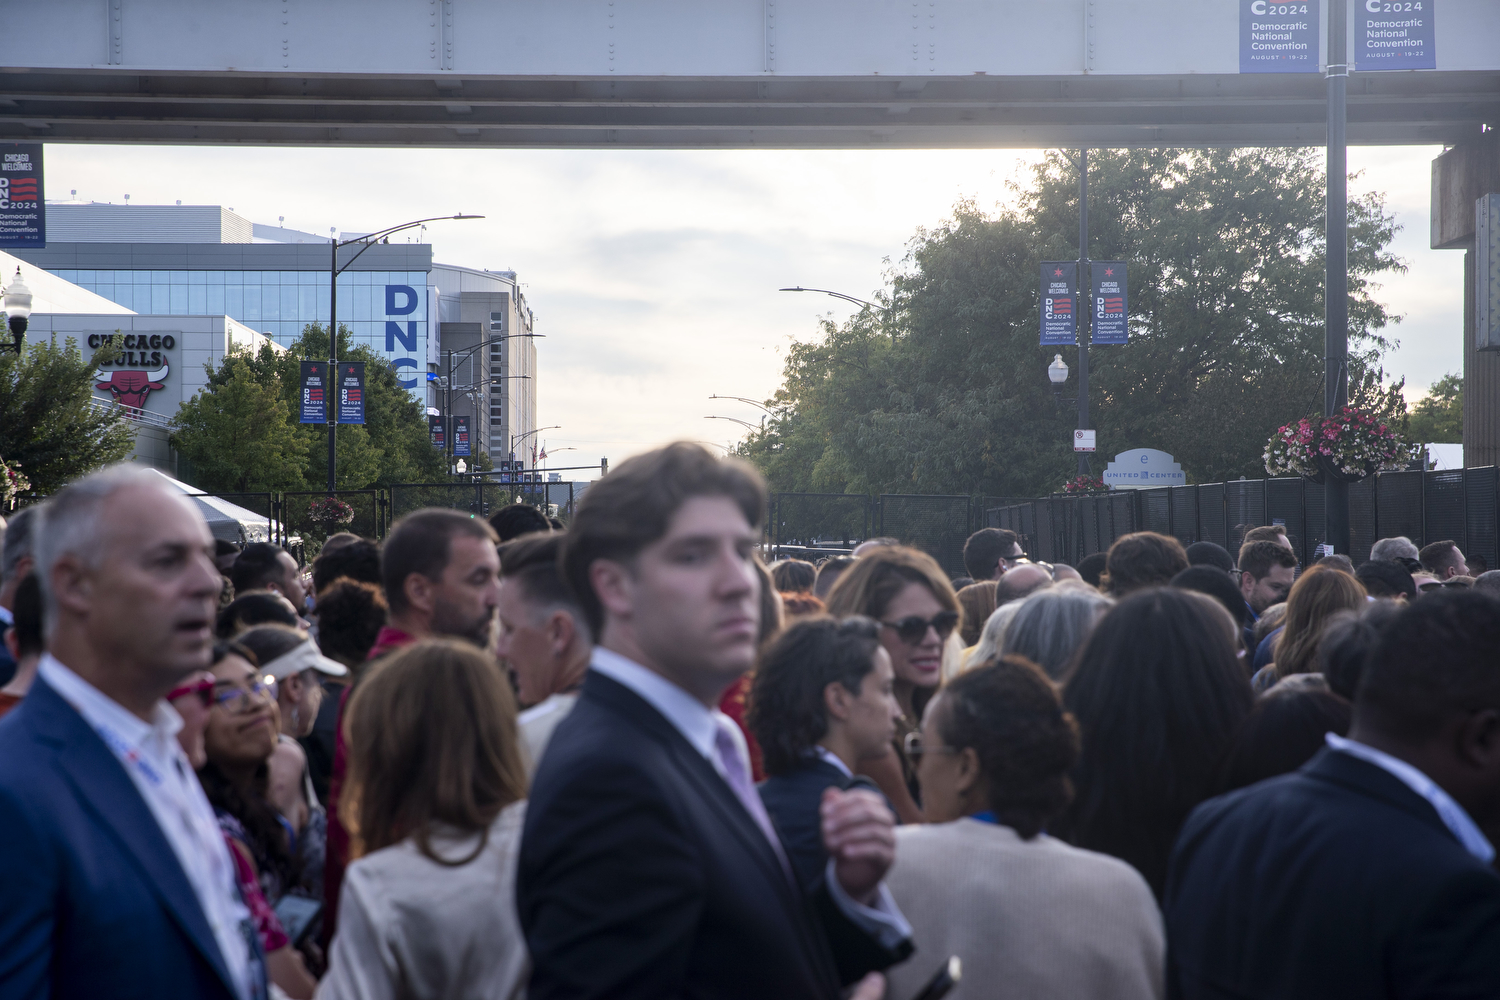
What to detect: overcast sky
<box><xmin>45</xmin><ymin>143</ymin><xmax>1460</xmax><ymax>476</ymax></box>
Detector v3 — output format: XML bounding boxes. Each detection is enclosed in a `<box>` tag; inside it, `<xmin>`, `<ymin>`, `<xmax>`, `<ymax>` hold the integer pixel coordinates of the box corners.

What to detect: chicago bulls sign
<box><xmin>96</xmin><ymin>360</ymin><xmax>169</xmax><ymax>410</ymax></box>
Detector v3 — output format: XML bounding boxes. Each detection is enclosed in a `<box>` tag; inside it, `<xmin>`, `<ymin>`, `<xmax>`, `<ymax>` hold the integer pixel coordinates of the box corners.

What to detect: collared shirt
<box><xmin>590</xmin><ymin>647</ymin><xmax>912</xmax><ymax>949</ymax></box>
<box><xmin>1325</xmin><ymin>732</ymin><xmax>1496</xmax><ymax>864</ymax></box>
<box><xmin>814</xmin><ymin>745</ymin><xmax>853</xmax><ymax>779</ymax></box>
<box><xmin>39</xmin><ymin>655</ymin><xmax>255</xmax><ymax>999</ymax></box>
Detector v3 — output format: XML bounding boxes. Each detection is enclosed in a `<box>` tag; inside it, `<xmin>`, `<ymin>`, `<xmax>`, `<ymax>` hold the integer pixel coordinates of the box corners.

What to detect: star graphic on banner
<box><xmin>1104</xmin><ymin>267</ymin><xmax>1115</xmax><ymax>276</ymax></box>
<box><xmin>1053</xmin><ymin>268</ymin><xmax>1064</xmax><ymax>277</ymax></box>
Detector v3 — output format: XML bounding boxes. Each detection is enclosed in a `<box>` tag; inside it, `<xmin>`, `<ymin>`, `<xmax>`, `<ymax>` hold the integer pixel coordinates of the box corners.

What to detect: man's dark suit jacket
<box><xmin>759</xmin><ymin>756</ymin><xmax>854</xmax><ymax>893</ymax></box>
<box><xmin>1165</xmin><ymin>747</ymin><xmax>1500</xmax><ymax>999</ymax></box>
<box><xmin>0</xmin><ymin>676</ymin><xmax>253</xmax><ymax>1000</ymax></box>
<box><xmin>518</xmin><ymin>670</ymin><xmax>911</xmax><ymax>1000</ymax></box>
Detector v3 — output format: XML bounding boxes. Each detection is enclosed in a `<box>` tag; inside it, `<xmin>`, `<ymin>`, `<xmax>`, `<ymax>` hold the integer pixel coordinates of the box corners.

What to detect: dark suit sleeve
<box><xmin>1391</xmin><ymin>868</ymin><xmax>1500</xmax><ymax>998</ymax></box>
<box><xmin>519</xmin><ymin>755</ymin><xmax>705</xmax><ymax>1000</ymax></box>
<box><xmin>0</xmin><ymin>781</ymin><xmax>56</xmax><ymax>1000</ymax></box>
<box><xmin>810</xmin><ymin>878</ymin><xmax>914</xmax><ymax>985</ymax></box>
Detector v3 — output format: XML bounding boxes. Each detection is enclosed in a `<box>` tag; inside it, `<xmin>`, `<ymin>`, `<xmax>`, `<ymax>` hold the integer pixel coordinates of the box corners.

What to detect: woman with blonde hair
<box><xmin>825</xmin><ymin>546</ymin><xmax>960</xmax><ymax>823</ymax></box>
<box><xmin>318</xmin><ymin>639</ymin><xmax>530</xmax><ymax>1000</ymax></box>
<box><xmin>1263</xmin><ymin>565</ymin><xmax>1368</xmax><ymax>688</ymax></box>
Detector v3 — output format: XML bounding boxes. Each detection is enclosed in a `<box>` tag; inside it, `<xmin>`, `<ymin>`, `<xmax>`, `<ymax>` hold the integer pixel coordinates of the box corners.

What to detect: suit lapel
<box><xmin>31</xmin><ymin>678</ymin><xmax>239</xmax><ymax>997</ymax></box>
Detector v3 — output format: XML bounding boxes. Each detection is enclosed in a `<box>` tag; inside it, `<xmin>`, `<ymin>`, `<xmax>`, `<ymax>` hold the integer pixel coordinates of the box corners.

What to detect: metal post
<box><xmin>445</xmin><ymin>349</ymin><xmax>453</xmax><ymax>471</ymax></box>
<box><xmin>1077</xmin><ymin>147</ymin><xmax>1091</xmax><ymax>478</ymax></box>
<box><xmin>1325</xmin><ymin>0</ymin><xmax>1351</xmax><ymax>554</ymax></box>
<box><xmin>327</xmin><ymin>239</ymin><xmax>338</xmax><ymax>493</ymax></box>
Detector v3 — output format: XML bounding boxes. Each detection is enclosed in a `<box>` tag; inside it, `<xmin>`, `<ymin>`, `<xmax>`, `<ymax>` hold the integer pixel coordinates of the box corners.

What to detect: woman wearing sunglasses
<box><xmin>825</xmin><ymin>546</ymin><xmax>962</xmax><ymax>823</ymax></box>
<box><xmin>183</xmin><ymin>642</ymin><xmax>318</xmax><ymax>998</ymax></box>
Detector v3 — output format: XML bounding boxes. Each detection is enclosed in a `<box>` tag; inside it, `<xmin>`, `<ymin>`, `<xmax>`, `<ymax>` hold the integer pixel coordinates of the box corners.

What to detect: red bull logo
<box><xmin>95</xmin><ymin>360</ymin><xmax>169</xmax><ymax>411</ymax></box>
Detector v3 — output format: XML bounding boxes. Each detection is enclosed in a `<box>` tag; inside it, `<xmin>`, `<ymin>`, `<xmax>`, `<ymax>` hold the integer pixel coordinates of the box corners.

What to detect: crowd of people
<box><xmin>0</xmin><ymin>444</ymin><xmax>1497</xmax><ymax>1000</ymax></box>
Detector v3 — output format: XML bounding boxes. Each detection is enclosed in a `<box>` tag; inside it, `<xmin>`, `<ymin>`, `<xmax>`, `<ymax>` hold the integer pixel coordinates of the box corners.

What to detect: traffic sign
<box><xmin>1075</xmin><ymin>429</ymin><xmax>1096</xmax><ymax>452</ymax></box>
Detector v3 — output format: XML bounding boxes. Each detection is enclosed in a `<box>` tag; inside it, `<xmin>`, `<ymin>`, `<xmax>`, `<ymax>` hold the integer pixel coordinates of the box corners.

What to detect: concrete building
<box><xmin>14</xmin><ymin>202</ymin><xmax>538</xmax><ymax>468</ymax></box>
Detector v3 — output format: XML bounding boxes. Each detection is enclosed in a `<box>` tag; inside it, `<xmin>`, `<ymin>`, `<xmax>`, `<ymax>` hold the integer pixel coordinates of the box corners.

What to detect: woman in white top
<box><xmin>883</xmin><ymin>655</ymin><xmax>1164</xmax><ymax>1000</ymax></box>
<box><xmin>317</xmin><ymin>639</ymin><xmax>530</xmax><ymax>1000</ymax></box>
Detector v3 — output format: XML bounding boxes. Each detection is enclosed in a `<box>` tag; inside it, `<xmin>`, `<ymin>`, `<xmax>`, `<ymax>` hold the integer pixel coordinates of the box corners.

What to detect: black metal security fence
<box><xmin>986</xmin><ymin>468</ymin><xmax>1500</xmax><ymax>573</ymax></box>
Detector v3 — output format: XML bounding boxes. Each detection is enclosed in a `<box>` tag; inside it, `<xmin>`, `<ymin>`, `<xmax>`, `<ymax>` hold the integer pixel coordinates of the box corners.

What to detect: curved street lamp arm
<box><xmin>779</xmin><ymin>286</ymin><xmax>881</xmax><ymax>310</ymax></box>
<box><xmin>335</xmin><ymin>214</ymin><xmax>485</xmax><ymax>274</ymax></box>
<box><xmin>708</xmin><ymin>394</ymin><xmax>775</xmax><ymax>415</ymax></box>
<box><xmin>705</xmin><ymin>415</ymin><xmax>759</xmax><ymax>432</ymax></box>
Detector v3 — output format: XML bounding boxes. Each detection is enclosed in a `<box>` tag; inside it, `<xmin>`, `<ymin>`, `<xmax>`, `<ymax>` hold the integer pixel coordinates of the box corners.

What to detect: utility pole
<box><xmin>1077</xmin><ymin>147</ymin><xmax>1091</xmax><ymax>478</ymax></box>
<box><xmin>1325</xmin><ymin>0</ymin><xmax>1351</xmax><ymax>554</ymax></box>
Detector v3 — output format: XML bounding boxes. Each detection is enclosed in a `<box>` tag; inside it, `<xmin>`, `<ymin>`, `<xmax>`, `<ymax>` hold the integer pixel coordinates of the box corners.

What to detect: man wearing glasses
<box><xmin>961</xmin><ymin>528</ymin><xmax>1026</xmax><ymax>582</ymax></box>
<box><xmin>0</xmin><ymin>466</ymin><xmax>264</xmax><ymax>1000</ymax></box>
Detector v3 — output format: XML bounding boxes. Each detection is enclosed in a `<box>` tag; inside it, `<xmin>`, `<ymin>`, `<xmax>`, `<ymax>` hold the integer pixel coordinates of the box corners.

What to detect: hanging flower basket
<box><xmin>1</xmin><ymin>459</ymin><xmax>31</xmax><ymax>511</ymax></box>
<box><xmin>306</xmin><ymin>496</ymin><xmax>356</xmax><ymax>527</ymax></box>
<box><xmin>1061</xmin><ymin>474</ymin><xmax>1108</xmax><ymax>495</ymax></box>
<box><xmin>1264</xmin><ymin>407</ymin><xmax>1412</xmax><ymax>484</ymax></box>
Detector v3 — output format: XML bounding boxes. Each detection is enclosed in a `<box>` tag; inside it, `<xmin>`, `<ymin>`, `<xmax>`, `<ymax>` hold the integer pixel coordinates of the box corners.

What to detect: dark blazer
<box><xmin>518</xmin><ymin>670</ymin><xmax>912</xmax><ymax>1000</ymax></box>
<box><xmin>1165</xmin><ymin>748</ymin><xmax>1500</xmax><ymax>1000</ymax></box>
<box><xmin>759</xmin><ymin>756</ymin><xmax>854</xmax><ymax>893</ymax></box>
<box><xmin>0</xmin><ymin>676</ymin><xmax>253</xmax><ymax>1000</ymax></box>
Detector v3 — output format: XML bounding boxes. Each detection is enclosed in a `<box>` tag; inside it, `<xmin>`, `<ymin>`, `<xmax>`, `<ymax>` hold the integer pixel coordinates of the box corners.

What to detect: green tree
<box><xmin>176</xmin><ymin>323</ymin><xmax>447</xmax><ymax>491</ymax></box>
<box><xmin>740</xmin><ymin>148</ymin><xmax>1405</xmax><ymax>497</ymax></box>
<box><xmin>1407</xmin><ymin>372</ymin><xmax>1462</xmax><ymax>443</ymax></box>
<box><xmin>171</xmin><ymin>363</ymin><xmax>310</xmax><ymax>492</ymax></box>
<box><xmin>0</xmin><ymin>338</ymin><xmax>134</xmax><ymax>495</ymax></box>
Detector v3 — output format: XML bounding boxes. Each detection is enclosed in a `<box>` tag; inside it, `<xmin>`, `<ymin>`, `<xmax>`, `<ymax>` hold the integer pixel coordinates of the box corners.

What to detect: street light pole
<box><xmin>1077</xmin><ymin>148</ymin><xmax>1091</xmax><ymax>478</ymax></box>
<box><xmin>324</xmin><ymin>213</ymin><xmax>484</xmax><ymax>493</ymax></box>
<box><xmin>1324</xmin><ymin>1</ymin><xmax>1351</xmax><ymax>555</ymax></box>
<box><xmin>439</xmin><ymin>335</ymin><xmax>540</xmax><ymax>473</ymax></box>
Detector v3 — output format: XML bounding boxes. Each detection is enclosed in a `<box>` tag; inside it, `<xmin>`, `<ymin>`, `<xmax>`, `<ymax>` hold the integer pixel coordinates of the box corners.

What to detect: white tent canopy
<box><xmin>148</xmin><ymin>469</ymin><xmax>271</xmax><ymax>545</ymax></box>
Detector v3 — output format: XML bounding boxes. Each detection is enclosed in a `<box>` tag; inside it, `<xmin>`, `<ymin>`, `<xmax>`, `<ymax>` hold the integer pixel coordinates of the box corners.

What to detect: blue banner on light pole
<box><xmin>1239</xmin><ymin>0</ymin><xmax>1320</xmax><ymax>74</ymax></box>
<box><xmin>336</xmin><ymin>362</ymin><xmax>366</xmax><ymax>424</ymax></box>
<box><xmin>1090</xmin><ymin>262</ymin><xmax>1128</xmax><ymax>345</ymax></box>
<box><xmin>0</xmin><ymin>143</ymin><xmax>46</xmax><ymax>248</ymax></box>
<box><xmin>299</xmin><ymin>361</ymin><xmax>328</xmax><ymax>424</ymax></box>
<box><xmin>1354</xmin><ymin>0</ymin><xmax>1435</xmax><ymax>71</ymax></box>
<box><xmin>1040</xmin><ymin>262</ymin><xmax>1077</xmax><ymax>346</ymax></box>
<box><xmin>454</xmin><ymin>415</ymin><xmax>471</xmax><ymax>457</ymax></box>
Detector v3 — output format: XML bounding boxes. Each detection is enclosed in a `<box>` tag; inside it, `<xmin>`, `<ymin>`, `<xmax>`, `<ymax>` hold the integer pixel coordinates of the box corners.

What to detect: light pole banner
<box><xmin>428</xmin><ymin>414</ymin><xmax>445</xmax><ymax>449</ymax></box>
<box><xmin>1354</xmin><ymin>0</ymin><xmax>1435</xmax><ymax>71</ymax></box>
<box><xmin>454</xmin><ymin>415</ymin><xmax>471</xmax><ymax>457</ymax></box>
<box><xmin>1090</xmin><ymin>262</ymin><xmax>1129</xmax><ymax>345</ymax></box>
<box><xmin>1040</xmin><ymin>262</ymin><xmax>1077</xmax><ymax>346</ymax></box>
<box><xmin>1239</xmin><ymin>0</ymin><xmax>1320</xmax><ymax>74</ymax></box>
<box><xmin>0</xmin><ymin>143</ymin><xmax>45</xmax><ymax>248</ymax></box>
<box><xmin>336</xmin><ymin>362</ymin><xmax>366</xmax><ymax>424</ymax></box>
<box><xmin>299</xmin><ymin>361</ymin><xmax>328</xmax><ymax>424</ymax></box>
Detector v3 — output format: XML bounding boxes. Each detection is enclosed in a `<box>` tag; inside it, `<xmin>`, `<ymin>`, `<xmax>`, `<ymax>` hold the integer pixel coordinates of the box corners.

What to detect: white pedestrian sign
<box><xmin>1075</xmin><ymin>430</ymin><xmax>1096</xmax><ymax>452</ymax></box>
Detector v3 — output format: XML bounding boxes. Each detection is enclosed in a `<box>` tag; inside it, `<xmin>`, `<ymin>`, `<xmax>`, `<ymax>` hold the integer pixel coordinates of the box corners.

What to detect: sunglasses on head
<box><xmin>166</xmin><ymin>678</ymin><xmax>214</xmax><ymax>709</ymax></box>
<box><xmin>880</xmin><ymin>610</ymin><xmax>960</xmax><ymax>645</ymax></box>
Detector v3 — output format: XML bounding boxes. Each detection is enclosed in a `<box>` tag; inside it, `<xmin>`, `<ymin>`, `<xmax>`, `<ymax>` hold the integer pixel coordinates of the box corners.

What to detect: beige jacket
<box><xmin>884</xmin><ymin>818</ymin><xmax>1163</xmax><ymax>1000</ymax></box>
<box><xmin>317</xmin><ymin>801</ymin><xmax>529</xmax><ymax>1000</ymax></box>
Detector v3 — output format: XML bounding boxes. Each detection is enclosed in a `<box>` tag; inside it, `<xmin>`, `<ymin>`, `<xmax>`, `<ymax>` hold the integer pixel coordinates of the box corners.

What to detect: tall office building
<box><xmin>16</xmin><ymin>202</ymin><xmax>537</xmax><ymax>467</ymax></box>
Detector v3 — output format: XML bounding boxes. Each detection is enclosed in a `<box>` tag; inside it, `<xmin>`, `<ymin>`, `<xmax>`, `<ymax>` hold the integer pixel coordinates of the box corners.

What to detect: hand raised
<box><xmin>820</xmin><ymin>786</ymin><xmax>896</xmax><ymax>905</ymax></box>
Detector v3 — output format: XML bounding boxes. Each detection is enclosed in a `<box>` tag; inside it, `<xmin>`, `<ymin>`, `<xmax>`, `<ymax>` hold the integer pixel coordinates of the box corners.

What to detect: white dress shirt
<box><xmin>40</xmin><ymin>655</ymin><xmax>255</xmax><ymax>999</ymax></box>
<box><xmin>589</xmin><ymin>647</ymin><xmax>912</xmax><ymax>949</ymax></box>
<box><xmin>1325</xmin><ymin>732</ymin><xmax>1495</xmax><ymax>864</ymax></box>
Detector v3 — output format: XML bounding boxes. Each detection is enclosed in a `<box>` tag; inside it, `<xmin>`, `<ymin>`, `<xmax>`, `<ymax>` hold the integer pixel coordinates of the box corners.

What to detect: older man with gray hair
<box><xmin>0</xmin><ymin>465</ymin><xmax>265</xmax><ymax>1000</ymax></box>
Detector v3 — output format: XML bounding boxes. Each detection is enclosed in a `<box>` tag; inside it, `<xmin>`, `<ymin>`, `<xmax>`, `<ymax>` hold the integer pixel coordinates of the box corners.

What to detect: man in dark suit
<box><xmin>1165</xmin><ymin>588</ymin><xmax>1500</xmax><ymax>999</ymax></box>
<box><xmin>0</xmin><ymin>466</ymin><xmax>265</xmax><ymax>1000</ymax></box>
<box><xmin>747</xmin><ymin>615</ymin><xmax>902</xmax><ymax>891</ymax></box>
<box><xmin>519</xmin><ymin>443</ymin><xmax>912</xmax><ymax>1000</ymax></box>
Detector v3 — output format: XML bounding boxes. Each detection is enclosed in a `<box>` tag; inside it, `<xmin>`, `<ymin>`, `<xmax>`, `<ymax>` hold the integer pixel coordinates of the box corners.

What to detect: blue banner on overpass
<box><xmin>1240</xmin><ymin>0</ymin><xmax>1320</xmax><ymax>74</ymax></box>
<box><xmin>1355</xmin><ymin>1</ymin><xmax>1435</xmax><ymax>71</ymax></box>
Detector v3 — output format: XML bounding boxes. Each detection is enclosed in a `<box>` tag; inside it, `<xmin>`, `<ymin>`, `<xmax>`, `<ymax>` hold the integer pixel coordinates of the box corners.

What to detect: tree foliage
<box><xmin>172</xmin><ymin>323</ymin><xmax>448</xmax><ymax>492</ymax></box>
<box><xmin>1406</xmin><ymin>372</ymin><xmax>1462</xmax><ymax>444</ymax></box>
<box><xmin>739</xmin><ymin>148</ymin><xmax>1406</xmax><ymax>497</ymax></box>
<box><xmin>0</xmin><ymin>338</ymin><xmax>135</xmax><ymax>495</ymax></box>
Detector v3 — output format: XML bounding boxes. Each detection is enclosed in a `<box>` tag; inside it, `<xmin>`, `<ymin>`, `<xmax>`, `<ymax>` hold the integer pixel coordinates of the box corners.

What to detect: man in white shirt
<box><xmin>0</xmin><ymin>465</ymin><xmax>264</xmax><ymax>1000</ymax></box>
<box><xmin>518</xmin><ymin>442</ymin><xmax>911</xmax><ymax>1000</ymax></box>
<box><xmin>495</xmin><ymin>531</ymin><xmax>592</xmax><ymax>775</ymax></box>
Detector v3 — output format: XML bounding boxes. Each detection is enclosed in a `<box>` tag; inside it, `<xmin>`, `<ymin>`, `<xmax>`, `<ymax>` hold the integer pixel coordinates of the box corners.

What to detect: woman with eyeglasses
<box><xmin>883</xmin><ymin>657</ymin><xmax>1163</xmax><ymax>1000</ymax></box>
<box><xmin>185</xmin><ymin>642</ymin><xmax>318</xmax><ymax>999</ymax></box>
<box><xmin>825</xmin><ymin>547</ymin><xmax>962</xmax><ymax>823</ymax></box>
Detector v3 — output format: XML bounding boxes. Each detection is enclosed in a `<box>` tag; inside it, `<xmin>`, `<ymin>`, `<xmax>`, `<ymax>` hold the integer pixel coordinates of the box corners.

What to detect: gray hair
<box><xmin>1001</xmin><ymin>586</ymin><xmax>1113</xmax><ymax>681</ymax></box>
<box><xmin>2</xmin><ymin>504</ymin><xmax>41</xmax><ymax>585</ymax></box>
<box><xmin>966</xmin><ymin>598</ymin><xmax>1031</xmax><ymax>673</ymax></box>
<box><xmin>1370</xmin><ymin>536</ymin><xmax>1419</xmax><ymax>562</ymax></box>
<box><xmin>1474</xmin><ymin>570</ymin><xmax>1500</xmax><ymax>596</ymax></box>
<box><xmin>34</xmin><ymin>465</ymin><xmax>173</xmax><ymax>634</ymax></box>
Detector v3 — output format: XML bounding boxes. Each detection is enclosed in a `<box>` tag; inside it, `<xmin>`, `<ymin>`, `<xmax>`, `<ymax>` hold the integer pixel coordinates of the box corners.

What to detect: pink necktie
<box><xmin>713</xmin><ymin>720</ymin><xmax>795</xmax><ymax>884</ymax></box>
